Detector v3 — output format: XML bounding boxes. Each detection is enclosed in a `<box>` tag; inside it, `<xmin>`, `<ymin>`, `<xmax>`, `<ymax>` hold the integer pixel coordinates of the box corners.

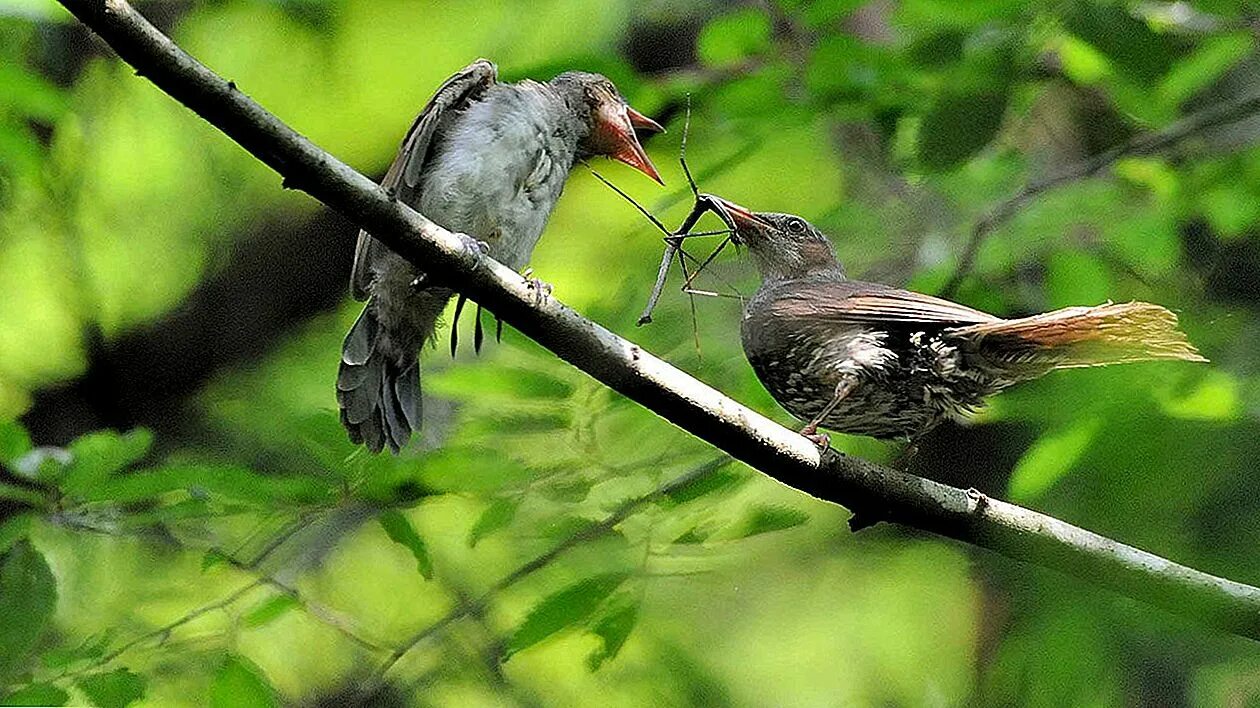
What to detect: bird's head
<box><xmin>712</xmin><ymin>197</ymin><xmax>841</xmax><ymax>281</ymax></box>
<box><xmin>550</xmin><ymin>71</ymin><xmax>664</xmax><ymax>184</ymax></box>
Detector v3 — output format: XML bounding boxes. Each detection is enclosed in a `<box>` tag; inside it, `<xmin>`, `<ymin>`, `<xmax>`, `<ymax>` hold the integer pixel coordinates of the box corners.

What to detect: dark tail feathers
<box><xmin>337</xmin><ymin>306</ymin><xmax>422</xmax><ymax>454</ymax></box>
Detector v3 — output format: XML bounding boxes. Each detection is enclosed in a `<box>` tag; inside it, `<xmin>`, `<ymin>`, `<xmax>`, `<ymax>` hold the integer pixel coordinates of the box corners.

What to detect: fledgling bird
<box><xmin>339</xmin><ymin>60</ymin><xmax>664</xmax><ymax>453</ymax></box>
<box><xmin>712</xmin><ymin>197</ymin><xmax>1207</xmax><ymax>447</ymax></box>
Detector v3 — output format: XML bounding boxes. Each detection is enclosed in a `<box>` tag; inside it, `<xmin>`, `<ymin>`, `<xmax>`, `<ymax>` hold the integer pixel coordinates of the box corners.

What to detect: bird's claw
<box><xmin>799</xmin><ymin>425</ymin><xmax>830</xmax><ymax>450</ymax></box>
<box><xmin>523</xmin><ymin>267</ymin><xmax>553</xmax><ymax>306</ymax></box>
<box><xmin>456</xmin><ymin>233</ymin><xmax>490</xmax><ymax>269</ymax></box>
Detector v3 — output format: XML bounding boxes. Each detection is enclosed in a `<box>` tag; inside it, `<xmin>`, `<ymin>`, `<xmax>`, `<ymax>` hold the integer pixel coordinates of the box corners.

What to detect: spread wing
<box><xmin>768</xmin><ymin>279</ymin><xmax>1000</xmax><ymax>327</ymax></box>
<box><xmin>350</xmin><ymin>59</ymin><xmax>498</xmax><ymax>301</ymax></box>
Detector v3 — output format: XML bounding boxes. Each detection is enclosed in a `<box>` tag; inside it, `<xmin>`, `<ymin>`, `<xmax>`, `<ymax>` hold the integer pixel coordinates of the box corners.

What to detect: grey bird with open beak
<box><xmin>340</xmin><ymin>59</ymin><xmax>663</xmax><ymax>453</ymax></box>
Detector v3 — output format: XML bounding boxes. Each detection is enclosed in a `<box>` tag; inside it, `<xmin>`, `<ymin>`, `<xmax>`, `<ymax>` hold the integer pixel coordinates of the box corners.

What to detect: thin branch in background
<box><xmin>57</xmin><ymin>511</ymin><xmax>389</xmax><ymax>682</ymax></box>
<box><xmin>939</xmin><ymin>90</ymin><xmax>1260</xmax><ymax>297</ymax></box>
<box><xmin>371</xmin><ymin>457</ymin><xmax>731</xmax><ymax>685</ymax></box>
<box><xmin>56</xmin><ymin>0</ymin><xmax>1260</xmax><ymax>653</ymax></box>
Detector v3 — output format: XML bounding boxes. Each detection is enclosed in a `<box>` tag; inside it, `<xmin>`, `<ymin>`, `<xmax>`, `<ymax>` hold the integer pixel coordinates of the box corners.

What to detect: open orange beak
<box><xmin>596</xmin><ymin>101</ymin><xmax>664</xmax><ymax>185</ymax></box>
<box><xmin>626</xmin><ymin>105</ymin><xmax>665</xmax><ymax>133</ymax></box>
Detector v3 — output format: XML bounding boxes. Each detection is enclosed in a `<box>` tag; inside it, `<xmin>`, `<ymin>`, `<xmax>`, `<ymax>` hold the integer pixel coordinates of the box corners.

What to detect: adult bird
<box><xmin>339</xmin><ymin>59</ymin><xmax>663</xmax><ymax>453</ymax></box>
<box><xmin>711</xmin><ymin>198</ymin><xmax>1206</xmax><ymax>448</ymax></box>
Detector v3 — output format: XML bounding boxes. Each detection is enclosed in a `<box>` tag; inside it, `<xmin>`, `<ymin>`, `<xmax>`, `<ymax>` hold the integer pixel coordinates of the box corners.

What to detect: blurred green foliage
<box><xmin>2</xmin><ymin>0</ymin><xmax>1260</xmax><ymax>705</ymax></box>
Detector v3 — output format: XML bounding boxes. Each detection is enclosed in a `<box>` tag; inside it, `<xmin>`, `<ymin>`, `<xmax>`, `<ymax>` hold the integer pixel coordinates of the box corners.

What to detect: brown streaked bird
<box><xmin>339</xmin><ymin>59</ymin><xmax>664</xmax><ymax>453</ymax></box>
<box><xmin>712</xmin><ymin>197</ymin><xmax>1207</xmax><ymax>447</ymax></box>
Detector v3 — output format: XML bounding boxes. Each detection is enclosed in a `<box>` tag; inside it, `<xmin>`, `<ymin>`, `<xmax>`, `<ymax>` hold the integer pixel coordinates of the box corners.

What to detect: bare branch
<box><xmin>59</xmin><ymin>0</ymin><xmax>1260</xmax><ymax>645</ymax></box>
<box><xmin>940</xmin><ymin>90</ymin><xmax>1260</xmax><ymax>297</ymax></box>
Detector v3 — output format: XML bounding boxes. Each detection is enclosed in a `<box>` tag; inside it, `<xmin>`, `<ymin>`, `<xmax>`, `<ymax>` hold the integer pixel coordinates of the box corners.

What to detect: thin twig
<box><xmin>939</xmin><ymin>90</ymin><xmax>1260</xmax><ymax>297</ymax></box>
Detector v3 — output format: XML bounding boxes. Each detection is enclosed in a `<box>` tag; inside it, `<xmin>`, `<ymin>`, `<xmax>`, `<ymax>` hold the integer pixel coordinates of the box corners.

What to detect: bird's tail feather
<box><xmin>951</xmin><ymin>301</ymin><xmax>1207</xmax><ymax>373</ymax></box>
<box><xmin>337</xmin><ymin>306</ymin><xmax>423</xmax><ymax>453</ymax></box>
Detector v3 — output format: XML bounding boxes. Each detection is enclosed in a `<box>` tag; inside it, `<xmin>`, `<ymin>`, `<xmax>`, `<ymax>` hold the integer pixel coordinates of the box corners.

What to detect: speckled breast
<box><xmin>743</xmin><ymin>313</ymin><xmax>999</xmax><ymax>440</ymax></box>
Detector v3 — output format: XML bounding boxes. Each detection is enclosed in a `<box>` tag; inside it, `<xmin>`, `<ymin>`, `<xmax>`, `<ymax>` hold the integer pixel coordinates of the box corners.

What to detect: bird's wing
<box><xmin>350</xmin><ymin>59</ymin><xmax>498</xmax><ymax>301</ymax></box>
<box><xmin>769</xmin><ymin>280</ymin><xmax>1001</xmax><ymax>327</ymax></box>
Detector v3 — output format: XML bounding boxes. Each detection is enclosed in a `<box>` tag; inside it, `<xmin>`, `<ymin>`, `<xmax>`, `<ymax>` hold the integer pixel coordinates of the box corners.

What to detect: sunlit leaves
<box><xmin>378</xmin><ymin>510</ymin><xmax>433</xmax><ymax>580</ymax></box>
<box><xmin>1</xmin><ymin>683</ymin><xmax>68</xmax><ymax>706</ymax></box>
<box><xmin>504</xmin><ymin>573</ymin><xmax>630</xmax><ymax>660</ymax></box>
<box><xmin>698</xmin><ymin>8</ymin><xmax>772</xmax><ymax>68</ymax></box>
<box><xmin>586</xmin><ymin>594</ymin><xmax>639</xmax><ymax>671</ymax></box>
<box><xmin>1008</xmin><ymin>417</ymin><xmax>1103</xmax><ymax>502</ymax></box>
<box><xmin>210</xmin><ymin>655</ymin><xmax>279</xmax><ymax>708</ymax></box>
<box><xmin>241</xmin><ymin>595</ymin><xmax>301</xmax><ymax>629</ymax></box>
<box><xmin>76</xmin><ymin>668</ymin><xmax>146</xmax><ymax>708</ymax></box>
<box><xmin>0</xmin><ymin>420</ymin><xmax>31</xmax><ymax>464</ymax></box>
<box><xmin>467</xmin><ymin>497</ymin><xmax>520</xmax><ymax>548</ymax></box>
<box><xmin>60</xmin><ymin>429</ymin><xmax>153</xmax><ymax>497</ymax></box>
<box><xmin>0</xmin><ymin>540</ymin><xmax>56</xmax><ymax>680</ymax></box>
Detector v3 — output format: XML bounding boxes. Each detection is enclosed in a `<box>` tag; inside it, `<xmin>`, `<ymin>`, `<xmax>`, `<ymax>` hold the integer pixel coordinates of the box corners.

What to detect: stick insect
<box><xmin>589</xmin><ymin>96</ymin><xmax>746</xmax><ymax>341</ymax></box>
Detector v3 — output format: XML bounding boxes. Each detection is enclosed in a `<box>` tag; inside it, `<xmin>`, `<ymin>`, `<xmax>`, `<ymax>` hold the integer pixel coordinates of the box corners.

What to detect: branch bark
<box><xmin>58</xmin><ymin>0</ymin><xmax>1260</xmax><ymax>643</ymax></box>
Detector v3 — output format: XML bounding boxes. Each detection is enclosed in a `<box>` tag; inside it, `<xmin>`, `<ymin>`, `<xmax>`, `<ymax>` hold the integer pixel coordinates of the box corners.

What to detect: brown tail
<box><xmin>950</xmin><ymin>301</ymin><xmax>1207</xmax><ymax>371</ymax></box>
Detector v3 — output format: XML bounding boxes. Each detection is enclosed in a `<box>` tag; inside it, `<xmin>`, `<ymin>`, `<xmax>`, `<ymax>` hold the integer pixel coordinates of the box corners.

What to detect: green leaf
<box><xmin>210</xmin><ymin>655</ymin><xmax>279</xmax><ymax>708</ymax></box>
<box><xmin>2</xmin><ymin>683</ymin><xmax>69</xmax><ymax>706</ymax></box>
<box><xmin>698</xmin><ymin>8</ymin><xmax>772</xmax><ymax>67</ymax></box>
<box><xmin>661</xmin><ymin>464</ymin><xmax>745</xmax><ymax>506</ymax></box>
<box><xmin>40</xmin><ymin>631</ymin><xmax>112</xmax><ymax>669</ymax></box>
<box><xmin>0</xmin><ymin>420</ymin><xmax>31</xmax><ymax>465</ymax></box>
<box><xmin>61</xmin><ymin>429</ymin><xmax>153</xmax><ymax>497</ymax></box>
<box><xmin>1008</xmin><ymin>417</ymin><xmax>1103</xmax><ymax>502</ymax></box>
<box><xmin>586</xmin><ymin>596</ymin><xmax>639</xmax><ymax>671</ymax></box>
<box><xmin>379</xmin><ymin>510</ymin><xmax>432</xmax><ymax>580</ymax></box>
<box><xmin>0</xmin><ymin>539</ymin><xmax>57</xmax><ymax>680</ymax></box>
<box><xmin>241</xmin><ymin>594</ymin><xmax>300</xmax><ymax>628</ymax></box>
<box><xmin>735</xmin><ymin>505</ymin><xmax>811</xmax><ymax>538</ymax></box>
<box><xmin>1065</xmin><ymin>2</ymin><xmax>1178</xmax><ymax>85</ymax></box>
<box><xmin>83</xmin><ymin>464</ymin><xmax>331</xmax><ymax>506</ymax></box>
<box><xmin>916</xmin><ymin>90</ymin><xmax>1009</xmax><ymax>171</ymax></box>
<box><xmin>0</xmin><ymin>63</ymin><xmax>69</xmax><ymax>120</ymax></box>
<box><xmin>0</xmin><ymin>514</ymin><xmax>33</xmax><ymax>555</ymax></box>
<box><xmin>1044</xmin><ymin>250</ymin><xmax>1111</xmax><ymax>309</ymax></box>
<box><xmin>467</xmin><ymin>497</ymin><xmax>520</xmax><ymax>548</ymax></box>
<box><xmin>76</xmin><ymin>668</ymin><xmax>146</xmax><ymax>708</ymax></box>
<box><xmin>504</xmin><ymin>573</ymin><xmax>630</xmax><ymax>660</ymax></box>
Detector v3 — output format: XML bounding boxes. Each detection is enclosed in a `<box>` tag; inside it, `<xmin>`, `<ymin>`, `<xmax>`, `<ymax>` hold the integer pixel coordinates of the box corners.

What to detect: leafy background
<box><xmin>2</xmin><ymin>0</ymin><xmax>1260</xmax><ymax>705</ymax></box>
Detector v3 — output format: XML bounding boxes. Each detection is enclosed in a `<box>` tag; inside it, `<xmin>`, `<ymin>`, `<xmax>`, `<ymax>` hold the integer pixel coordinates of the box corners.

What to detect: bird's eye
<box><xmin>786</xmin><ymin>218</ymin><xmax>806</xmax><ymax>234</ymax></box>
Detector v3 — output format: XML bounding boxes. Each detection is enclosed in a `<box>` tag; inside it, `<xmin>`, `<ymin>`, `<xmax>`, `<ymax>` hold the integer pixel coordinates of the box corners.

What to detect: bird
<box><xmin>711</xmin><ymin>197</ymin><xmax>1207</xmax><ymax>448</ymax></box>
<box><xmin>338</xmin><ymin>59</ymin><xmax>664</xmax><ymax>453</ymax></box>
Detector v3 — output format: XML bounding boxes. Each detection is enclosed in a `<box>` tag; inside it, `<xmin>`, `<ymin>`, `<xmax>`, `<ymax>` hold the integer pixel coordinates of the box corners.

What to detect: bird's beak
<box><xmin>626</xmin><ymin>105</ymin><xmax>665</xmax><ymax>133</ymax></box>
<box><xmin>594</xmin><ymin>101</ymin><xmax>664</xmax><ymax>184</ymax></box>
<box><xmin>711</xmin><ymin>196</ymin><xmax>770</xmax><ymax>243</ymax></box>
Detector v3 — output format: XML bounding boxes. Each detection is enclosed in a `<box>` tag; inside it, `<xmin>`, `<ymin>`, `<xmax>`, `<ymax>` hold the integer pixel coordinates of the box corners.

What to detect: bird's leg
<box><xmin>449</xmin><ymin>294</ymin><xmax>468</xmax><ymax>358</ymax></box>
<box><xmin>799</xmin><ymin>376</ymin><xmax>858</xmax><ymax>449</ymax></box>
<box><xmin>522</xmin><ymin>267</ymin><xmax>553</xmax><ymax>306</ymax></box>
<box><xmin>474</xmin><ymin>303</ymin><xmax>485</xmax><ymax>354</ymax></box>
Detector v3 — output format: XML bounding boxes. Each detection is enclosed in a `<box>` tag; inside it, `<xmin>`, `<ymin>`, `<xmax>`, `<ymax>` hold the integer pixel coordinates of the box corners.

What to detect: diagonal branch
<box><xmin>58</xmin><ymin>0</ymin><xmax>1260</xmax><ymax>643</ymax></box>
<box><xmin>938</xmin><ymin>90</ymin><xmax>1260</xmax><ymax>297</ymax></box>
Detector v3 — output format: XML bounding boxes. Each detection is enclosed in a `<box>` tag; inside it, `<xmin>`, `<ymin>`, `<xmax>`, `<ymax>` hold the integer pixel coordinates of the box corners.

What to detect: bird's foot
<box><xmin>799</xmin><ymin>424</ymin><xmax>830</xmax><ymax>450</ymax></box>
<box><xmin>523</xmin><ymin>267</ymin><xmax>553</xmax><ymax>306</ymax></box>
<box><xmin>456</xmin><ymin>232</ymin><xmax>490</xmax><ymax>269</ymax></box>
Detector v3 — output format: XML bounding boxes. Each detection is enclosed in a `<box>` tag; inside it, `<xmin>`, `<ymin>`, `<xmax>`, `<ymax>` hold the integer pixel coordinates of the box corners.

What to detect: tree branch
<box><xmin>58</xmin><ymin>0</ymin><xmax>1260</xmax><ymax>642</ymax></box>
<box><xmin>938</xmin><ymin>90</ymin><xmax>1260</xmax><ymax>297</ymax></box>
